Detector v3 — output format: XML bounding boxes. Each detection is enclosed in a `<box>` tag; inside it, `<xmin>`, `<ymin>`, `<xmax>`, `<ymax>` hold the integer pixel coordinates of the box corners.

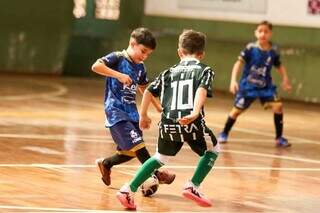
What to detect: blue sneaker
<box><xmin>218</xmin><ymin>132</ymin><xmax>228</xmax><ymax>143</ymax></box>
<box><xmin>276</xmin><ymin>137</ymin><xmax>291</xmax><ymax>148</ymax></box>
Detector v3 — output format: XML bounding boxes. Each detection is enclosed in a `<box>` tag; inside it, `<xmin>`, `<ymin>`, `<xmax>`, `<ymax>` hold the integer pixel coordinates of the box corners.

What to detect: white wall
<box><xmin>145</xmin><ymin>0</ymin><xmax>320</xmax><ymax>28</ymax></box>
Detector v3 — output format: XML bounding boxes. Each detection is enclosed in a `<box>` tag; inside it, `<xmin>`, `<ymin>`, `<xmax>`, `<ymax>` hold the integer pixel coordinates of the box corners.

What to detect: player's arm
<box><xmin>139</xmin><ymin>90</ymin><xmax>154</xmax><ymax>130</ymax></box>
<box><xmin>229</xmin><ymin>59</ymin><xmax>243</xmax><ymax>95</ymax></box>
<box><xmin>276</xmin><ymin>65</ymin><xmax>292</xmax><ymax>93</ymax></box>
<box><xmin>91</xmin><ymin>60</ymin><xmax>132</xmax><ymax>86</ymax></box>
<box><xmin>178</xmin><ymin>87</ymin><xmax>207</xmax><ymax>125</ymax></box>
<box><xmin>138</xmin><ymin>85</ymin><xmax>162</xmax><ymax>113</ymax></box>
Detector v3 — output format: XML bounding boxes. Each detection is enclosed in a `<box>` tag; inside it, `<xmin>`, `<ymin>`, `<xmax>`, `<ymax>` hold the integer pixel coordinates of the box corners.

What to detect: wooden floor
<box><xmin>0</xmin><ymin>75</ymin><xmax>319</xmax><ymax>212</ymax></box>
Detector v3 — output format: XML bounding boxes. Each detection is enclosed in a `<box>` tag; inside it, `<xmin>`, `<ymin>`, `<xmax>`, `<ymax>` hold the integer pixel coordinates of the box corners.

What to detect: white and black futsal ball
<box><xmin>141</xmin><ymin>175</ymin><xmax>159</xmax><ymax>197</ymax></box>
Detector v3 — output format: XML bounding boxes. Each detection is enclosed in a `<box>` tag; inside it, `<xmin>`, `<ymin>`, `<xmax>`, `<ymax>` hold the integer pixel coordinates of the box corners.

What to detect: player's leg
<box><xmin>184</xmin><ymin>129</ymin><xmax>219</xmax><ymax>207</ymax></box>
<box><xmin>135</xmin><ymin>146</ymin><xmax>175</xmax><ymax>184</ymax></box>
<box><xmin>263</xmin><ymin>97</ymin><xmax>291</xmax><ymax>148</ymax></box>
<box><xmin>96</xmin><ymin>121</ymin><xmax>144</xmax><ymax>186</ymax></box>
<box><xmin>96</xmin><ymin>154</ymin><xmax>133</xmax><ymax>186</ymax></box>
<box><xmin>218</xmin><ymin>93</ymin><xmax>254</xmax><ymax>143</ymax></box>
<box><xmin>117</xmin><ymin>138</ymin><xmax>180</xmax><ymax>209</ymax></box>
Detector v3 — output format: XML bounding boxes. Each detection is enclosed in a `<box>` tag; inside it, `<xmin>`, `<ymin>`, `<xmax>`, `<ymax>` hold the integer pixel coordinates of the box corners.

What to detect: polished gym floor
<box><xmin>0</xmin><ymin>75</ymin><xmax>319</xmax><ymax>212</ymax></box>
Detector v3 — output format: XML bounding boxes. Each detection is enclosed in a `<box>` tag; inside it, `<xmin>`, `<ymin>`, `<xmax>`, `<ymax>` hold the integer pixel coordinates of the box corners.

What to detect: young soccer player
<box><xmin>116</xmin><ymin>29</ymin><xmax>220</xmax><ymax>210</ymax></box>
<box><xmin>91</xmin><ymin>27</ymin><xmax>175</xmax><ymax>187</ymax></box>
<box><xmin>218</xmin><ymin>20</ymin><xmax>292</xmax><ymax>148</ymax></box>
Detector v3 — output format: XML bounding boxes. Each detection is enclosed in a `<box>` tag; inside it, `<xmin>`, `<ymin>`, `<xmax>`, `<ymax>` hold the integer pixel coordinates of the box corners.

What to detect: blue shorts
<box><xmin>234</xmin><ymin>89</ymin><xmax>280</xmax><ymax>110</ymax></box>
<box><xmin>109</xmin><ymin>121</ymin><xmax>145</xmax><ymax>156</ymax></box>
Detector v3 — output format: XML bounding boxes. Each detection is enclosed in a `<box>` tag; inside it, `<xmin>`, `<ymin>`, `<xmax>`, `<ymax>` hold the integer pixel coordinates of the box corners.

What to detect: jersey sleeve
<box><xmin>99</xmin><ymin>52</ymin><xmax>119</xmax><ymax>68</ymax></box>
<box><xmin>147</xmin><ymin>71</ymin><xmax>164</xmax><ymax>97</ymax></box>
<box><xmin>238</xmin><ymin>43</ymin><xmax>253</xmax><ymax>63</ymax></box>
<box><xmin>273</xmin><ymin>46</ymin><xmax>282</xmax><ymax>68</ymax></box>
<box><xmin>137</xmin><ymin>63</ymin><xmax>149</xmax><ymax>86</ymax></box>
<box><xmin>199</xmin><ymin>67</ymin><xmax>215</xmax><ymax>98</ymax></box>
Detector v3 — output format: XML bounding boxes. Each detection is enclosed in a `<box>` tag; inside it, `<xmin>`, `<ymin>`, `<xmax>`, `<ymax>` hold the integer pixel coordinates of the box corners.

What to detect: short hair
<box><xmin>258</xmin><ymin>20</ymin><xmax>273</xmax><ymax>30</ymax></box>
<box><xmin>178</xmin><ymin>29</ymin><xmax>206</xmax><ymax>54</ymax></box>
<box><xmin>130</xmin><ymin>27</ymin><xmax>156</xmax><ymax>50</ymax></box>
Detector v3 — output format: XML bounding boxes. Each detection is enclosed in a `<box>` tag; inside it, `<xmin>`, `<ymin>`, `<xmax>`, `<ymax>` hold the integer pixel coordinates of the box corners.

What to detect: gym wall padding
<box><xmin>0</xmin><ymin>0</ymin><xmax>74</xmax><ymax>74</ymax></box>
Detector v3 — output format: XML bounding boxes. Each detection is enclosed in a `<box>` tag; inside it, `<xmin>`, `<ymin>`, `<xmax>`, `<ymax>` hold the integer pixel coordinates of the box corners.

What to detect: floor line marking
<box><xmin>0</xmin><ymin>164</ymin><xmax>319</xmax><ymax>171</ymax></box>
<box><xmin>0</xmin><ymin>133</ymin><xmax>316</xmax><ymax>145</ymax></box>
<box><xmin>0</xmin><ymin>80</ymin><xmax>68</xmax><ymax>101</ymax></box>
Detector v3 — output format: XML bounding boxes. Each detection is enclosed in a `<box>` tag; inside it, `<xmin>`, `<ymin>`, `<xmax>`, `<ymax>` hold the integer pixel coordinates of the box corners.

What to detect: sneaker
<box><xmin>116</xmin><ymin>184</ymin><xmax>136</xmax><ymax>210</ymax></box>
<box><xmin>155</xmin><ymin>170</ymin><xmax>176</xmax><ymax>184</ymax></box>
<box><xmin>217</xmin><ymin>132</ymin><xmax>228</xmax><ymax>143</ymax></box>
<box><xmin>182</xmin><ymin>181</ymin><xmax>212</xmax><ymax>207</ymax></box>
<box><xmin>95</xmin><ymin>158</ymin><xmax>111</xmax><ymax>186</ymax></box>
<box><xmin>276</xmin><ymin>137</ymin><xmax>291</xmax><ymax>148</ymax></box>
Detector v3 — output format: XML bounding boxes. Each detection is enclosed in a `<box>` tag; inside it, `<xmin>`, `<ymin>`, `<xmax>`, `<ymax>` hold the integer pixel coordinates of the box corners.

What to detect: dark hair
<box><xmin>178</xmin><ymin>29</ymin><xmax>206</xmax><ymax>54</ymax></box>
<box><xmin>258</xmin><ymin>20</ymin><xmax>273</xmax><ymax>30</ymax></box>
<box><xmin>130</xmin><ymin>27</ymin><xmax>156</xmax><ymax>50</ymax></box>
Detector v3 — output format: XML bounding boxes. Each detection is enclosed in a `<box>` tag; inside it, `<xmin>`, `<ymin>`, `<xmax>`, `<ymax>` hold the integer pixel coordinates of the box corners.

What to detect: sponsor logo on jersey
<box><xmin>130</xmin><ymin>129</ymin><xmax>142</xmax><ymax>143</ymax></box>
<box><xmin>122</xmin><ymin>84</ymin><xmax>137</xmax><ymax>104</ymax></box>
<box><xmin>162</xmin><ymin>123</ymin><xmax>199</xmax><ymax>134</ymax></box>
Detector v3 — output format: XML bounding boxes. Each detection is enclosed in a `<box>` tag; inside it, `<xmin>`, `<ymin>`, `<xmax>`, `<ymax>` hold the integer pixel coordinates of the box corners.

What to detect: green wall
<box><xmin>1</xmin><ymin>0</ymin><xmax>319</xmax><ymax>103</ymax></box>
<box><xmin>0</xmin><ymin>0</ymin><xmax>73</xmax><ymax>74</ymax></box>
<box><xmin>140</xmin><ymin>16</ymin><xmax>320</xmax><ymax>103</ymax></box>
<box><xmin>63</xmin><ymin>0</ymin><xmax>144</xmax><ymax>76</ymax></box>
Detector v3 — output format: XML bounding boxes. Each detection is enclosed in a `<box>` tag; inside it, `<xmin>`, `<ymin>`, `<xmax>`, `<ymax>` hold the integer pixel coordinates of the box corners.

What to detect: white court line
<box><xmin>46</xmin><ymin>96</ymin><xmax>102</xmax><ymax>108</ymax></box>
<box><xmin>0</xmin><ymin>133</ymin><xmax>316</xmax><ymax>145</ymax></box>
<box><xmin>222</xmin><ymin>149</ymin><xmax>320</xmax><ymax>164</ymax></box>
<box><xmin>0</xmin><ymin>164</ymin><xmax>319</xmax><ymax>171</ymax></box>
<box><xmin>0</xmin><ymin>205</ymin><xmax>126</xmax><ymax>212</ymax></box>
<box><xmin>209</xmin><ymin>122</ymin><xmax>320</xmax><ymax>145</ymax></box>
<box><xmin>0</xmin><ymin>80</ymin><xmax>68</xmax><ymax>101</ymax></box>
<box><xmin>1</xmin><ymin>133</ymin><xmax>320</xmax><ymax>165</ymax></box>
<box><xmin>0</xmin><ymin>205</ymin><xmax>243</xmax><ymax>213</ymax></box>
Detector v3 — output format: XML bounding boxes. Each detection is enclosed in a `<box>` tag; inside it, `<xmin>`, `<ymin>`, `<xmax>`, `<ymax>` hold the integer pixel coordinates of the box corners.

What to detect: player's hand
<box><xmin>282</xmin><ymin>79</ymin><xmax>292</xmax><ymax>93</ymax></box>
<box><xmin>139</xmin><ymin>115</ymin><xmax>152</xmax><ymax>130</ymax></box>
<box><xmin>229</xmin><ymin>80</ymin><xmax>239</xmax><ymax>95</ymax></box>
<box><xmin>118</xmin><ymin>73</ymin><xmax>132</xmax><ymax>86</ymax></box>
<box><xmin>178</xmin><ymin>113</ymin><xmax>199</xmax><ymax>125</ymax></box>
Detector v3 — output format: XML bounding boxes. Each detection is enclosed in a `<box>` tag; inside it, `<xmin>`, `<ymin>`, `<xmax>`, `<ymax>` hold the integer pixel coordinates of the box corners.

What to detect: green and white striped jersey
<box><xmin>148</xmin><ymin>58</ymin><xmax>214</xmax><ymax>123</ymax></box>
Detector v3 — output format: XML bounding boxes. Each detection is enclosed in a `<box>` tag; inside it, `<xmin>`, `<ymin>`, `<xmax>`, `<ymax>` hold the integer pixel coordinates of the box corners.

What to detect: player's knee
<box><xmin>153</xmin><ymin>152</ymin><xmax>171</xmax><ymax>165</ymax></box>
<box><xmin>230</xmin><ymin>107</ymin><xmax>243</xmax><ymax>118</ymax></box>
<box><xmin>208</xmin><ymin>142</ymin><xmax>220</xmax><ymax>154</ymax></box>
<box><xmin>272</xmin><ymin>102</ymin><xmax>283</xmax><ymax>113</ymax></box>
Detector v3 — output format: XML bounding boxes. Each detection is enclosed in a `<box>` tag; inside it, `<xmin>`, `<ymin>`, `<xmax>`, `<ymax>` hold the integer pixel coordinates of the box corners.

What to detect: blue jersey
<box><xmin>100</xmin><ymin>50</ymin><xmax>149</xmax><ymax>127</ymax></box>
<box><xmin>238</xmin><ymin>42</ymin><xmax>281</xmax><ymax>98</ymax></box>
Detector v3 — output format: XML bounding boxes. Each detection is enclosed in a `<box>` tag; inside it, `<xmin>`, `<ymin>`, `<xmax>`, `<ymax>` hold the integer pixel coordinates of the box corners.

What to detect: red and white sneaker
<box><xmin>182</xmin><ymin>181</ymin><xmax>212</xmax><ymax>207</ymax></box>
<box><xmin>116</xmin><ymin>184</ymin><xmax>136</xmax><ymax>210</ymax></box>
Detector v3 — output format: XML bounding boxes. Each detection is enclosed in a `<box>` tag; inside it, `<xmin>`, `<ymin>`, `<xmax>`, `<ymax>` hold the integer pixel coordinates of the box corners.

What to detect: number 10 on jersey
<box><xmin>170</xmin><ymin>79</ymin><xmax>193</xmax><ymax>110</ymax></box>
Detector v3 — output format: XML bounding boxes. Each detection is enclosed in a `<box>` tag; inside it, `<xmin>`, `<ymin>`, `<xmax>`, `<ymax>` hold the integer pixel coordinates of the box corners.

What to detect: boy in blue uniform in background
<box><xmin>91</xmin><ymin>28</ymin><xmax>175</xmax><ymax>187</ymax></box>
<box><xmin>218</xmin><ymin>21</ymin><xmax>292</xmax><ymax>147</ymax></box>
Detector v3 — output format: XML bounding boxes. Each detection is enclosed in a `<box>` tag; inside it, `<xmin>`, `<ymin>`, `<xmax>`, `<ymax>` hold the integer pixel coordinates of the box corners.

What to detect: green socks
<box><xmin>191</xmin><ymin>151</ymin><xmax>218</xmax><ymax>187</ymax></box>
<box><xmin>129</xmin><ymin>157</ymin><xmax>163</xmax><ymax>192</ymax></box>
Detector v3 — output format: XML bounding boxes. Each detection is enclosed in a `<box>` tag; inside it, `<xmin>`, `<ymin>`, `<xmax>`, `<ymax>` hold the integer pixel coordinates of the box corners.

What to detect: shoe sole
<box><xmin>95</xmin><ymin>159</ymin><xmax>111</xmax><ymax>186</ymax></box>
<box><xmin>116</xmin><ymin>193</ymin><xmax>136</xmax><ymax>210</ymax></box>
<box><xmin>276</xmin><ymin>143</ymin><xmax>292</xmax><ymax>148</ymax></box>
<box><xmin>182</xmin><ymin>191</ymin><xmax>212</xmax><ymax>207</ymax></box>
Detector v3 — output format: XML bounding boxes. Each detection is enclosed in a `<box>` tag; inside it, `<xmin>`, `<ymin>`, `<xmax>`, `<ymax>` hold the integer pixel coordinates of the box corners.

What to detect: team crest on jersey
<box><xmin>130</xmin><ymin>129</ymin><xmax>142</xmax><ymax>143</ymax></box>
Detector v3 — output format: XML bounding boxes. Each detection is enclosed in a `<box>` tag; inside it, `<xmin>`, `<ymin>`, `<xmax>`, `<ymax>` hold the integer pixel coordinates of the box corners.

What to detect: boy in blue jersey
<box><xmin>116</xmin><ymin>29</ymin><xmax>219</xmax><ymax>210</ymax></box>
<box><xmin>218</xmin><ymin>21</ymin><xmax>292</xmax><ymax>147</ymax></box>
<box><xmin>91</xmin><ymin>28</ymin><xmax>175</xmax><ymax>187</ymax></box>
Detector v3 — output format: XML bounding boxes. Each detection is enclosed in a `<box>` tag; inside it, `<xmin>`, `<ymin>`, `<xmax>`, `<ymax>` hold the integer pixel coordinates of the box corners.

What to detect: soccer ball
<box><xmin>140</xmin><ymin>175</ymin><xmax>159</xmax><ymax>197</ymax></box>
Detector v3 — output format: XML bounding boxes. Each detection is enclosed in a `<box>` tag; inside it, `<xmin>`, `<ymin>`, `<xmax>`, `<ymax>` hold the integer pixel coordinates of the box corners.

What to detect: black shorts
<box><xmin>157</xmin><ymin>117</ymin><xmax>217</xmax><ymax>156</ymax></box>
